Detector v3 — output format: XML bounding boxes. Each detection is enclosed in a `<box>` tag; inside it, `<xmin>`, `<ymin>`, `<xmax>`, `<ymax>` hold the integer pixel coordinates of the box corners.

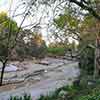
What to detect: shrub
<box><xmin>16</xmin><ymin>40</ymin><xmax>47</xmax><ymax>59</ymax></box>
<box><xmin>78</xmin><ymin>91</ymin><xmax>100</xmax><ymax>100</ymax></box>
<box><xmin>47</xmin><ymin>47</ymin><xmax>65</xmax><ymax>56</ymax></box>
<box><xmin>9</xmin><ymin>94</ymin><xmax>32</xmax><ymax>100</ymax></box>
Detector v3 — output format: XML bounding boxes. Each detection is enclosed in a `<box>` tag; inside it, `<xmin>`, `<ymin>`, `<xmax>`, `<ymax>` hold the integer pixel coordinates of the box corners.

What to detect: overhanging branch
<box><xmin>69</xmin><ymin>0</ymin><xmax>100</xmax><ymax>20</ymax></box>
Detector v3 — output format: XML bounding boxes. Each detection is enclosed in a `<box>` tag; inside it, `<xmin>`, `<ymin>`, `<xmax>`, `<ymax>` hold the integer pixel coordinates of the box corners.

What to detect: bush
<box><xmin>47</xmin><ymin>47</ymin><xmax>65</xmax><ymax>56</ymax></box>
<box><xmin>9</xmin><ymin>94</ymin><xmax>32</xmax><ymax>100</ymax></box>
<box><xmin>78</xmin><ymin>89</ymin><xmax>100</xmax><ymax>100</ymax></box>
<box><xmin>28</xmin><ymin>41</ymin><xmax>47</xmax><ymax>59</ymax></box>
<box><xmin>16</xmin><ymin>40</ymin><xmax>47</xmax><ymax>59</ymax></box>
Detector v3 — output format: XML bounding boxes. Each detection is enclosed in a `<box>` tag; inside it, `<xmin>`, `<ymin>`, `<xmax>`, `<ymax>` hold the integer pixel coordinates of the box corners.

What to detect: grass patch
<box><xmin>47</xmin><ymin>47</ymin><xmax>65</xmax><ymax>56</ymax></box>
<box><xmin>9</xmin><ymin>94</ymin><xmax>32</xmax><ymax>100</ymax></box>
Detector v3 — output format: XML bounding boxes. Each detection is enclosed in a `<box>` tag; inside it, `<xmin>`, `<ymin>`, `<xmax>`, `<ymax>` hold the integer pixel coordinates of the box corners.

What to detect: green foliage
<box><xmin>47</xmin><ymin>47</ymin><xmax>65</xmax><ymax>56</ymax></box>
<box><xmin>54</xmin><ymin>8</ymin><xmax>79</xmax><ymax>29</ymax></box>
<box><xmin>0</xmin><ymin>11</ymin><xmax>18</xmax><ymax>59</ymax></box>
<box><xmin>0</xmin><ymin>12</ymin><xmax>18</xmax><ymax>40</ymax></box>
<box><xmin>29</xmin><ymin>41</ymin><xmax>47</xmax><ymax>58</ymax></box>
<box><xmin>9</xmin><ymin>94</ymin><xmax>32</xmax><ymax>100</ymax></box>
<box><xmin>82</xmin><ymin>15</ymin><xmax>96</xmax><ymax>28</ymax></box>
<box><xmin>79</xmin><ymin>94</ymin><xmax>100</xmax><ymax>100</ymax></box>
<box><xmin>16</xmin><ymin>32</ymin><xmax>47</xmax><ymax>59</ymax></box>
<box><xmin>78</xmin><ymin>87</ymin><xmax>100</xmax><ymax>100</ymax></box>
<box><xmin>80</xmin><ymin>14</ymin><xmax>96</xmax><ymax>34</ymax></box>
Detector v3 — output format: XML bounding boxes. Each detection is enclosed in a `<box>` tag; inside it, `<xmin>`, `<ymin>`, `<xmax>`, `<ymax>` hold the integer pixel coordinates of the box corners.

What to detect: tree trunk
<box><xmin>94</xmin><ymin>0</ymin><xmax>100</xmax><ymax>78</ymax></box>
<box><xmin>94</xmin><ymin>34</ymin><xmax>100</xmax><ymax>78</ymax></box>
<box><xmin>0</xmin><ymin>60</ymin><xmax>7</xmax><ymax>86</ymax></box>
<box><xmin>94</xmin><ymin>38</ymin><xmax>99</xmax><ymax>78</ymax></box>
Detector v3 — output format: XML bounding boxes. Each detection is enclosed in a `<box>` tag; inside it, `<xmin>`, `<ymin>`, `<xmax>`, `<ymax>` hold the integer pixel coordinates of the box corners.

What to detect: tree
<box><xmin>16</xmin><ymin>30</ymin><xmax>47</xmax><ymax>59</ymax></box>
<box><xmin>29</xmin><ymin>33</ymin><xmax>47</xmax><ymax>58</ymax></box>
<box><xmin>0</xmin><ymin>12</ymin><xmax>19</xmax><ymax>85</ymax></box>
<box><xmin>23</xmin><ymin>0</ymin><xmax>100</xmax><ymax>20</ymax></box>
<box><xmin>0</xmin><ymin>12</ymin><xmax>18</xmax><ymax>55</ymax></box>
<box><xmin>69</xmin><ymin>0</ymin><xmax>100</xmax><ymax>20</ymax></box>
<box><xmin>77</xmin><ymin>14</ymin><xmax>96</xmax><ymax>75</ymax></box>
<box><xmin>0</xmin><ymin>0</ymin><xmax>42</xmax><ymax>85</ymax></box>
<box><xmin>21</xmin><ymin>0</ymin><xmax>100</xmax><ymax>77</ymax></box>
<box><xmin>40</xmin><ymin>0</ymin><xmax>99</xmax><ymax>76</ymax></box>
<box><xmin>53</xmin><ymin>7</ymin><xmax>98</xmax><ymax>76</ymax></box>
<box><xmin>52</xmin><ymin>7</ymin><xmax>81</xmax><ymax>51</ymax></box>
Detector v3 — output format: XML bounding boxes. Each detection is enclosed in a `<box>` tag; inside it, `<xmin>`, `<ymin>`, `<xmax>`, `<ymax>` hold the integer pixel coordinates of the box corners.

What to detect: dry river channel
<box><xmin>0</xmin><ymin>57</ymin><xmax>80</xmax><ymax>100</ymax></box>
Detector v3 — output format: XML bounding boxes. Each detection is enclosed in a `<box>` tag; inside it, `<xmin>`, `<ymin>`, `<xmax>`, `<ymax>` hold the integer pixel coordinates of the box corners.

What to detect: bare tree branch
<box><xmin>69</xmin><ymin>0</ymin><xmax>100</xmax><ymax>20</ymax></box>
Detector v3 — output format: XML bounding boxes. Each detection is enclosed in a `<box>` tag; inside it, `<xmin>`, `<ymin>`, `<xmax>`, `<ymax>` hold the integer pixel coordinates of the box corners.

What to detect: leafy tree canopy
<box><xmin>0</xmin><ymin>11</ymin><xmax>18</xmax><ymax>58</ymax></box>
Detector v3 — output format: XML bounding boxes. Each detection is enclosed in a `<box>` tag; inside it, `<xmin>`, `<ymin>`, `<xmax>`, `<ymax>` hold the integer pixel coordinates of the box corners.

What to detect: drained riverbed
<box><xmin>0</xmin><ymin>57</ymin><xmax>80</xmax><ymax>100</ymax></box>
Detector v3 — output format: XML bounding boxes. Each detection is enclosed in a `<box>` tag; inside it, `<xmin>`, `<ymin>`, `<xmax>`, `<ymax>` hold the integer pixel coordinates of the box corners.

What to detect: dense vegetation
<box><xmin>9</xmin><ymin>94</ymin><xmax>32</xmax><ymax>100</ymax></box>
<box><xmin>47</xmin><ymin>47</ymin><xmax>65</xmax><ymax>56</ymax></box>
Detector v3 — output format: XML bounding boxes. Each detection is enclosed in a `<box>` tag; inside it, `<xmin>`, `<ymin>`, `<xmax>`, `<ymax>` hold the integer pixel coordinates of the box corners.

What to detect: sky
<box><xmin>0</xmin><ymin>0</ymin><xmax>9</xmax><ymax>12</ymax></box>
